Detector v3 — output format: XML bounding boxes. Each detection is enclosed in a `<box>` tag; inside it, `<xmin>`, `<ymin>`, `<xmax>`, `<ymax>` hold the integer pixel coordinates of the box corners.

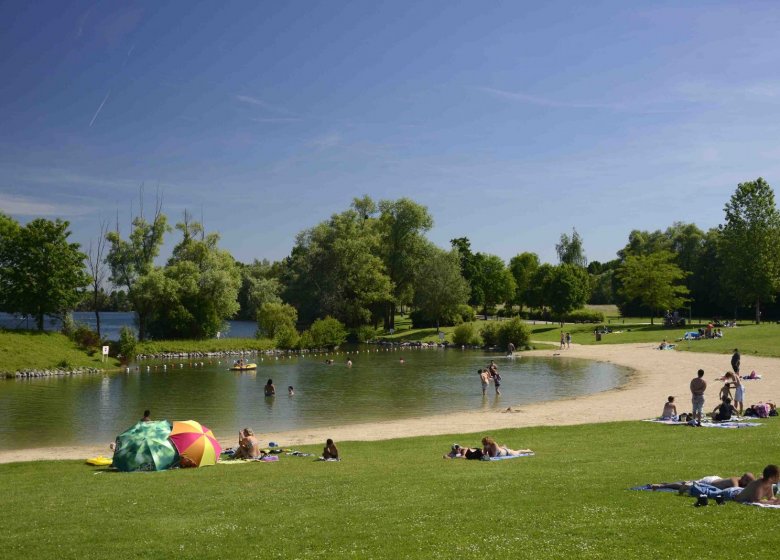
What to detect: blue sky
<box><xmin>2</xmin><ymin>0</ymin><xmax>780</xmax><ymax>265</ymax></box>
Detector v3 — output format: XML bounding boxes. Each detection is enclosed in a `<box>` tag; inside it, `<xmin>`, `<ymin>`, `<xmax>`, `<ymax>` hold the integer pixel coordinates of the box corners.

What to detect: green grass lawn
<box><xmin>0</xmin><ymin>330</ymin><xmax>119</xmax><ymax>374</ymax></box>
<box><xmin>1</xmin><ymin>420</ymin><xmax>779</xmax><ymax>558</ymax></box>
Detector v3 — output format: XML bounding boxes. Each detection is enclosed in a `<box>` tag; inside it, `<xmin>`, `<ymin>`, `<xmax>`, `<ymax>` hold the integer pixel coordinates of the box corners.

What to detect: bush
<box><xmin>457</xmin><ymin>304</ymin><xmax>476</xmax><ymax>323</ymax></box>
<box><xmin>354</xmin><ymin>325</ymin><xmax>379</xmax><ymax>343</ymax></box>
<box><xmin>118</xmin><ymin>326</ymin><xmax>137</xmax><ymax>362</ymax></box>
<box><xmin>496</xmin><ymin>318</ymin><xmax>530</xmax><ymax>350</ymax></box>
<box><xmin>481</xmin><ymin>322</ymin><xmax>501</xmax><ymax>347</ymax></box>
<box><xmin>298</xmin><ymin>330</ymin><xmax>314</xmax><ymax>350</ymax></box>
<box><xmin>564</xmin><ymin>309</ymin><xmax>605</xmax><ymax>323</ymax></box>
<box><xmin>452</xmin><ymin>322</ymin><xmax>481</xmax><ymax>346</ymax></box>
<box><xmin>73</xmin><ymin>324</ymin><xmax>100</xmax><ymax>351</ymax></box>
<box><xmin>274</xmin><ymin>324</ymin><xmax>300</xmax><ymax>350</ymax></box>
<box><xmin>257</xmin><ymin>302</ymin><xmax>298</xmax><ymax>339</ymax></box>
<box><xmin>309</xmin><ymin>316</ymin><xmax>348</xmax><ymax>349</ymax></box>
<box><xmin>60</xmin><ymin>313</ymin><xmax>76</xmax><ymax>338</ymax></box>
<box><xmin>57</xmin><ymin>359</ymin><xmax>72</xmax><ymax>369</ymax></box>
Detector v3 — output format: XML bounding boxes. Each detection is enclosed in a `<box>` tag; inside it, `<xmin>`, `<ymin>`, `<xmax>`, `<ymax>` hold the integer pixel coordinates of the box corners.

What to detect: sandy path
<box><xmin>2</xmin><ymin>343</ymin><xmax>776</xmax><ymax>464</ymax></box>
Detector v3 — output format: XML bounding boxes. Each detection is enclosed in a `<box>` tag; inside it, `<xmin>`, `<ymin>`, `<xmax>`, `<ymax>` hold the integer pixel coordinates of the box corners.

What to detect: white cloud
<box><xmin>0</xmin><ymin>194</ymin><xmax>91</xmax><ymax>217</ymax></box>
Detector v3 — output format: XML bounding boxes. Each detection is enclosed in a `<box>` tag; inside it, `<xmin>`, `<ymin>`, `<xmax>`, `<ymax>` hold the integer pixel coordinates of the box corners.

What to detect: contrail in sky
<box><xmin>89</xmin><ymin>91</ymin><xmax>111</xmax><ymax>127</ymax></box>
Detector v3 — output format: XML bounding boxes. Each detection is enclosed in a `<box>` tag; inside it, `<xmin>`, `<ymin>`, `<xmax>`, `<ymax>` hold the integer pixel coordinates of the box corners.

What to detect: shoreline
<box><xmin>2</xmin><ymin>342</ymin><xmax>777</xmax><ymax>465</ymax></box>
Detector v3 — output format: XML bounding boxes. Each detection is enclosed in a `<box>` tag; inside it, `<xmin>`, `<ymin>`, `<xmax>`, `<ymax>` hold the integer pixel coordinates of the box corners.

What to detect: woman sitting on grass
<box><xmin>481</xmin><ymin>436</ymin><xmax>532</xmax><ymax>458</ymax></box>
<box><xmin>323</xmin><ymin>438</ymin><xmax>339</xmax><ymax>460</ymax></box>
<box><xmin>234</xmin><ymin>428</ymin><xmax>262</xmax><ymax>459</ymax></box>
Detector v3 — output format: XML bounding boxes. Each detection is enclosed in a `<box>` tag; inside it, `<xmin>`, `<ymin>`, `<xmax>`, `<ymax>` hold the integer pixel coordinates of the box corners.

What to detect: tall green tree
<box><xmin>556</xmin><ymin>228</ymin><xmax>587</xmax><ymax>267</ymax></box>
<box><xmin>450</xmin><ymin>237</ymin><xmax>480</xmax><ymax>306</ymax></box>
<box><xmin>470</xmin><ymin>253</ymin><xmax>516</xmax><ymax>318</ymax></box>
<box><xmin>378</xmin><ymin>198</ymin><xmax>433</xmax><ymax>329</ymax></box>
<box><xmin>256</xmin><ymin>302</ymin><xmax>298</xmax><ymax>340</ymax></box>
<box><xmin>236</xmin><ymin>259</ymin><xmax>282</xmax><ymax>320</ymax></box>
<box><xmin>618</xmin><ymin>251</ymin><xmax>689</xmax><ymax>324</ymax></box>
<box><xmin>106</xmin><ymin>199</ymin><xmax>169</xmax><ymax>340</ymax></box>
<box><xmin>283</xmin><ymin>205</ymin><xmax>392</xmax><ymax>327</ymax></box>
<box><xmin>1</xmin><ymin>218</ymin><xmax>89</xmax><ymax>330</ymax></box>
<box><xmin>719</xmin><ymin>178</ymin><xmax>780</xmax><ymax>324</ymax></box>
<box><xmin>543</xmin><ymin>264</ymin><xmax>591</xmax><ymax>324</ymax></box>
<box><xmin>145</xmin><ymin>215</ymin><xmax>241</xmax><ymax>339</ymax></box>
<box><xmin>412</xmin><ymin>247</ymin><xmax>470</xmax><ymax>332</ymax></box>
<box><xmin>509</xmin><ymin>252</ymin><xmax>540</xmax><ymax>314</ymax></box>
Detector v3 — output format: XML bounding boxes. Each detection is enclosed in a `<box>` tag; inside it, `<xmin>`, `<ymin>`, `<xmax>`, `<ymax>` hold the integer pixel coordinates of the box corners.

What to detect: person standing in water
<box><xmin>479</xmin><ymin>368</ymin><xmax>490</xmax><ymax>396</ymax></box>
<box><xmin>264</xmin><ymin>379</ymin><xmax>276</xmax><ymax>397</ymax></box>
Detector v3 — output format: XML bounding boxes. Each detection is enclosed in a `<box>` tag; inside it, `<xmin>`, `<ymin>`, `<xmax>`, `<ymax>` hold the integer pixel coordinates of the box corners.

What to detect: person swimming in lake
<box><xmin>288</xmin><ymin>385</ymin><xmax>294</xmax><ymax>396</ymax></box>
<box><xmin>141</xmin><ymin>409</ymin><xmax>151</xmax><ymax>422</ymax></box>
<box><xmin>481</xmin><ymin>436</ymin><xmax>532</xmax><ymax>458</ymax></box>
<box><xmin>264</xmin><ymin>379</ymin><xmax>276</xmax><ymax>397</ymax></box>
<box><xmin>346</xmin><ymin>359</ymin><xmax>353</xmax><ymax>367</ymax></box>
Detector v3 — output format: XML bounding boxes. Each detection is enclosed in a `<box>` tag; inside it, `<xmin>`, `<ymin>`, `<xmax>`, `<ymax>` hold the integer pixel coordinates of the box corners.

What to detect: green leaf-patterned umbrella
<box><xmin>112</xmin><ymin>420</ymin><xmax>178</xmax><ymax>472</ymax></box>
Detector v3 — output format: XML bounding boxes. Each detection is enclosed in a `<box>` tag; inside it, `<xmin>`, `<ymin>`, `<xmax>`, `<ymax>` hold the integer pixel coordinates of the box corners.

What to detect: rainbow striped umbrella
<box><xmin>169</xmin><ymin>420</ymin><xmax>222</xmax><ymax>467</ymax></box>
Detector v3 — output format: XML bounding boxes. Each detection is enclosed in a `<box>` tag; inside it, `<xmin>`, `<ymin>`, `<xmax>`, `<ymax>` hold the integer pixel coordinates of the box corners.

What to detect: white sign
<box><xmin>389</xmin><ymin>328</ymin><xmax>395</xmax><ymax>334</ymax></box>
<box><xmin>102</xmin><ymin>345</ymin><xmax>110</xmax><ymax>356</ymax></box>
<box><xmin>438</xmin><ymin>332</ymin><xmax>445</xmax><ymax>340</ymax></box>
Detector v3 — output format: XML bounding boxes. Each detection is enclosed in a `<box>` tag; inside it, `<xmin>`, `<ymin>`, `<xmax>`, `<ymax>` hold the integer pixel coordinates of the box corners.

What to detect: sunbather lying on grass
<box><xmin>481</xmin><ymin>436</ymin><xmax>533</xmax><ymax>458</ymax></box>
<box><xmin>650</xmin><ymin>473</ymin><xmax>754</xmax><ymax>493</ymax></box>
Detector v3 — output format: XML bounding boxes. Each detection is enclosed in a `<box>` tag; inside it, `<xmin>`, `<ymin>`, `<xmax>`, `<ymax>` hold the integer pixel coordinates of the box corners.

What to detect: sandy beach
<box><xmin>2</xmin><ymin>342</ymin><xmax>776</xmax><ymax>464</ymax></box>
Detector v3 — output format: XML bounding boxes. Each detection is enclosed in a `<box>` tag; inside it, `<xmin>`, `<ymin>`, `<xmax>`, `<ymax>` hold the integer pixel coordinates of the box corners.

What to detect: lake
<box><xmin>0</xmin><ymin>348</ymin><xmax>630</xmax><ymax>450</ymax></box>
<box><xmin>0</xmin><ymin>311</ymin><xmax>258</xmax><ymax>340</ymax></box>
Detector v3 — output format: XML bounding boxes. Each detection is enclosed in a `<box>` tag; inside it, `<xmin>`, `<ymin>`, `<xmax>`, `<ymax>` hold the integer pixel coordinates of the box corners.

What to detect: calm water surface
<box><xmin>0</xmin><ymin>349</ymin><xmax>630</xmax><ymax>450</ymax></box>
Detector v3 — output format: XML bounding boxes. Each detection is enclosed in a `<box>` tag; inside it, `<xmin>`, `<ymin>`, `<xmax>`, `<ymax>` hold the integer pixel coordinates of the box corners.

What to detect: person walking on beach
<box><xmin>733</xmin><ymin>375</ymin><xmax>745</xmax><ymax>415</ymax></box>
<box><xmin>690</xmin><ymin>369</ymin><xmax>707</xmax><ymax>426</ymax></box>
<box><xmin>566</xmin><ymin>332</ymin><xmax>571</xmax><ymax>349</ymax></box>
<box><xmin>560</xmin><ymin>331</ymin><xmax>565</xmax><ymax>350</ymax></box>
<box><xmin>731</xmin><ymin>349</ymin><xmax>741</xmax><ymax>375</ymax></box>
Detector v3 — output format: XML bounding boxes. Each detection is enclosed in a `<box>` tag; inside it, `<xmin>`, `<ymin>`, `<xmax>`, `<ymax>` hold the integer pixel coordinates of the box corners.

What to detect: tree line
<box><xmin>1</xmin><ymin>178</ymin><xmax>779</xmax><ymax>344</ymax></box>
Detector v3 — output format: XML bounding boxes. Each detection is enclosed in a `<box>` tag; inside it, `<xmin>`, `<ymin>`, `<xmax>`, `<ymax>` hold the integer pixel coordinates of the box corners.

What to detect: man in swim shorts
<box><xmin>690</xmin><ymin>369</ymin><xmax>707</xmax><ymax>426</ymax></box>
<box><xmin>735</xmin><ymin>465</ymin><xmax>780</xmax><ymax>504</ymax></box>
<box><xmin>479</xmin><ymin>369</ymin><xmax>490</xmax><ymax>396</ymax></box>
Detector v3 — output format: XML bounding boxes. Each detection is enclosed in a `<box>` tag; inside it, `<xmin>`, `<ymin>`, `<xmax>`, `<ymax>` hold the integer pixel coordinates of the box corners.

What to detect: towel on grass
<box><xmin>486</xmin><ymin>452</ymin><xmax>535</xmax><ymax>461</ymax></box>
<box><xmin>642</xmin><ymin>418</ymin><xmax>761</xmax><ymax>428</ymax></box>
<box><xmin>744</xmin><ymin>502</ymin><xmax>780</xmax><ymax>509</ymax></box>
<box><xmin>316</xmin><ymin>457</ymin><xmax>340</xmax><ymax>462</ymax></box>
<box><xmin>630</xmin><ymin>485</ymin><xmax>678</xmax><ymax>493</ymax></box>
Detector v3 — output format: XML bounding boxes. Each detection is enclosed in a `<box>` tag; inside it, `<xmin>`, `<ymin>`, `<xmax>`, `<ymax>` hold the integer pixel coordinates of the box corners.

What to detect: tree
<box><xmin>450</xmin><ymin>237</ymin><xmax>480</xmax><ymax>306</ymax></box>
<box><xmin>257</xmin><ymin>302</ymin><xmax>298</xmax><ymax>340</ymax></box>
<box><xmin>556</xmin><ymin>228</ymin><xmax>587</xmax><ymax>267</ymax></box>
<box><xmin>85</xmin><ymin>220</ymin><xmax>109</xmax><ymax>337</ymax></box>
<box><xmin>105</xmin><ymin>192</ymin><xmax>169</xmax><ymax>340</ymax></box>
<box><xmin>0</xmin><ymin>212</ymin><xmax>21</xmax><ymax>310</ymax></box>
<box><xmin>412</xmin><ymin>248</ymin><xmax>470</xmax><ymax>332</ymax></box>
<box><xmin>146</xmin><ymin>214</ymin><xmax>241</xmax><ymax>339</ymax></box>
<box><xmin>283</xmin><ymin>205</ymin><xmax>392</xmax><ymax>328</ymax></box>
<box><xmin>470</xmin><ymin>253</ymin><xmax>516</xmax><ymax>318</ymax></box>
<box><xmin>1</xmin><ymin>219</ymin><xmax>89</xmax><ymax>330</ymax></box>
<box><xmin>378</xmin><ymin>198</ymin><xmax>433</xmax><ymax>329</ymax></box>
<box><xmin>236</xmin><ymin>260</ymin><xmax>282</xmax><ymax>320</ymax></box>
<box><xmin>719</xmin><ymin>178</ymin><xmax>780</xmax><ymax>323</ymax></box>
<box><xmin>527</xmin><ymin>263</ymin><xmax>555</xmax><ymax>311</ymax></box>
<box><xmin>618</xmin><ymin>251</ymin><xmax>689</xmax><ymax>324</ymax></box>
<box><xmin>544</xmin><ymin>264</ymin><xmax>591</xmax><ymax>324</ymax></box>
<box><xmin>509</xmin><ymin>252</ymin><xmax>540</xmax><ymax>314</ymax></box>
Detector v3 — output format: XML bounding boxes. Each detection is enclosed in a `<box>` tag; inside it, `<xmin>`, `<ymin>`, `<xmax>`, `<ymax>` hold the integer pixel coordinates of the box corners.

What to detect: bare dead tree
<box><xmin>86</xmin><ymin>219</ymin><xmax>109</xmax><ymax>338</ymax></box>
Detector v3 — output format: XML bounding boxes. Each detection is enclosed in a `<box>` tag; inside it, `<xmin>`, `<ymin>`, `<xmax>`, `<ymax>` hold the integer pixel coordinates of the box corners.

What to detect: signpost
<box><xmin>102</xmin><ymin>345</ymin><xmax>109</xmax><ymax>362</ymax></box>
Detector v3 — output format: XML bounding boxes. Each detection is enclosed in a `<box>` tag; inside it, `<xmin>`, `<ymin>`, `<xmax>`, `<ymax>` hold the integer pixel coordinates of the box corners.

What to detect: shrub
<box><xmin>452</xmin><ymin>322</ymin><xmax>481</xmax><ymax>346</ymax></box>
<box><xmin>274</xmin><ymin>324</ymin><xmax>300</xmax><ymax>350</ymax></box>
<box><xmin>496</xmin><ymin>318</ymin><xmax>530</xmax><ymax>350</ymax></box>
<box><xmin>354</xmin><ymin>325</ymin><xmax>379</xmax><ymax>343</ymax></box>
<box><xmin>298</xmin><ymin>330</ymin><xmax>314</xmax><ymax>350</ymax></box>
<box><xmin>60</xmin><ymin>313</ymin><xmax>76</xmax><ymax>338</ymax></box>
<box><xmin>257</xmin><ymin>302</ymin><xmax>298</xmax><ymax>339</ymax></box>
<box><xmin>457</xmin><ymin>304</ymin><xmax>476</xmax><ymax>323</ymax></box>
<box><xmin>481</xmin><ymin>322</ymin><xmax>501</xmax><ymax>347</ymax></box>
<box><xmin>118</xmin><ymin>326</ymin><xmax>137</xmax><ymax>362</ymax></box>
<box><xmin>73</xmin><ymin>324</ymin><xmax>100</xmax><ymax>351</ymax></box>
<box><xmin>309</xmin><ymin>316</ymin><xmax>348</xmax><ymax>349</ymax></box>
<box><xmin>57</xmin><ymin>359</ymin><xmax>72</xmax><ymax>369</ymax></box>
<box><xmin>564</xmin><ymin>309</ymin><xmax>605</xmax><ymax>323</ymax></box>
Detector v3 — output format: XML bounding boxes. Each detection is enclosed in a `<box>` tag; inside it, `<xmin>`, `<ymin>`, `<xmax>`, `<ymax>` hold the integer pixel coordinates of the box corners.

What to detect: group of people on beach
<box><xmin>234</xmin><ymin>428</ymin><xmax>339</xmax><ymax>461</ymax></box>
<box><xmin>443</xmin><ymin>436</ymin><xmax>532</xmax><ymax>460</ymax></box>
<box><xmin>559</xmin><ymin>332</ymin><xmax>571</xmax><ymax>349</ymax></box>
<box><xmin>478</xmin><ymin>360</ymin><xmax>502</xmax><ymax>395</ymax></box>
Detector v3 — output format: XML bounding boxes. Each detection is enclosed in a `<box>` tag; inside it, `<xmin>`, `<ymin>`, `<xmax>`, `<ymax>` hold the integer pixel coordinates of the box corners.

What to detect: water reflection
<box><xmin>0</xmin><ymin>351</ymin><xmax>630</xmax><ymax>450</ymax></box>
